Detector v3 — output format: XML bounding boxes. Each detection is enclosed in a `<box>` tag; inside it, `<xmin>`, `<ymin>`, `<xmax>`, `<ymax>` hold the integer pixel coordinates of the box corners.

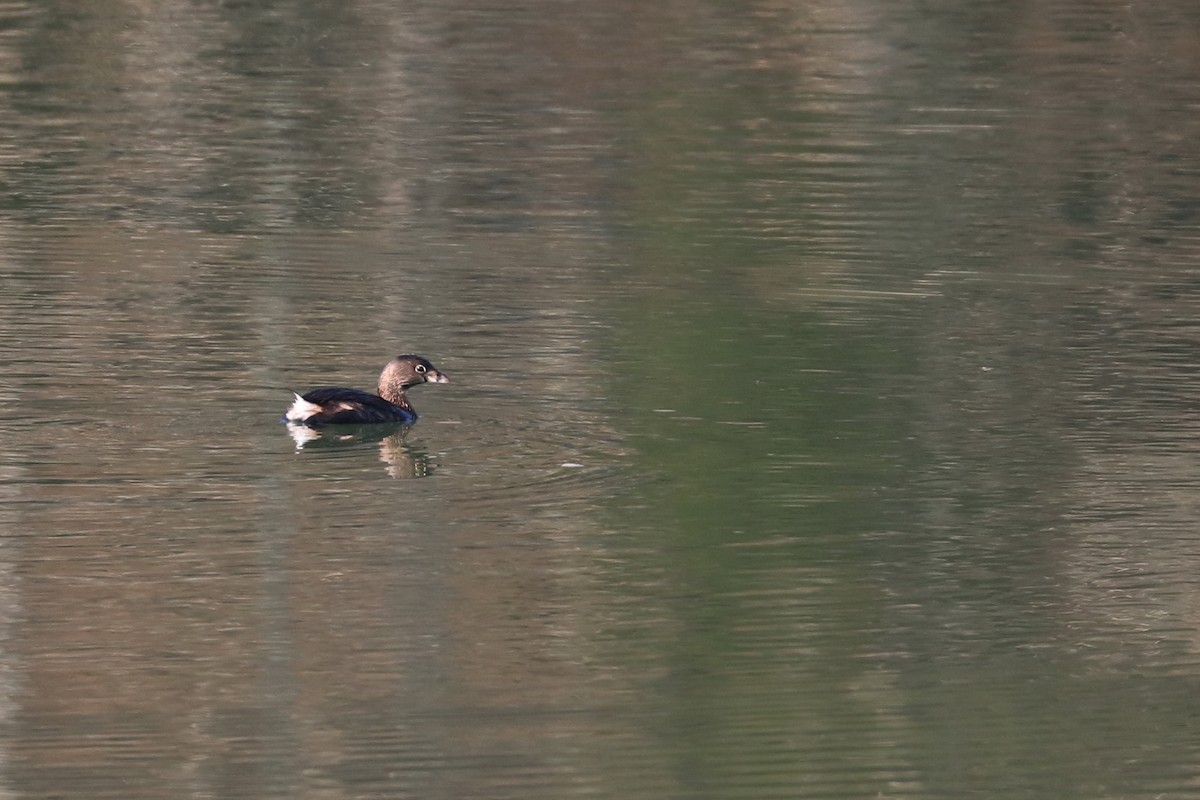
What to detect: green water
<box><xmin>0</xmin><ymin>1</ymin><xmax>1199</xmax><ymax>798</ymax></box>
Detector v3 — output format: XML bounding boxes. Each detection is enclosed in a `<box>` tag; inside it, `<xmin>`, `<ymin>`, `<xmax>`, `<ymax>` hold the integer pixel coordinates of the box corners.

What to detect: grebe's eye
<box><xmin>415</xmin><ymin>363</ymin><xmax>427</xmax><ymax>374</ymax></box>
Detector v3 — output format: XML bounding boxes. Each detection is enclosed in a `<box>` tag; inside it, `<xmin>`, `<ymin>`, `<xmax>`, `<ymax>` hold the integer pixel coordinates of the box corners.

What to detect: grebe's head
<box><xmin>381</xmin><ymin>354</ymin><xmax>449</xmax><ymax>390</ymax></box>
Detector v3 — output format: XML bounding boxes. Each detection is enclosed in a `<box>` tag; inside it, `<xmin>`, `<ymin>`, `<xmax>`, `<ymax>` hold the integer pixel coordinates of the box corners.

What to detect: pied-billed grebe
<box><xmin>284</xmin><ymin>354</ymin><xmax>449</xmax><ymax>427</ymax></box>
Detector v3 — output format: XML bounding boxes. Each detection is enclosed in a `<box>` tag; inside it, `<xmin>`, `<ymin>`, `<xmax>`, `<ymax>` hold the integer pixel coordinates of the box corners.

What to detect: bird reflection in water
<box><xmin>285</xmin><ymin>422</ymin><xmax>437</xmax><ymax>478</ymax></box>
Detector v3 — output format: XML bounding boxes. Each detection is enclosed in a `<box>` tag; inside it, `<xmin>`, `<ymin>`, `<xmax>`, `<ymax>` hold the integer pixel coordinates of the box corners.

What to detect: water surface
<box><xmin>2</xmin><ymin>1</ymin><xmax>1200</xmax><ymax>798</ymax></box>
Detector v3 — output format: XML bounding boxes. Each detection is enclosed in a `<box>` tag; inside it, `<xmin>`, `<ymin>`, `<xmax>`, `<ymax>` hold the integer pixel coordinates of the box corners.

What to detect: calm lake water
<box><xmin>2</xmin><ymin>1</ymin><xmax>1200</xmax><ymax>798</ymax></box>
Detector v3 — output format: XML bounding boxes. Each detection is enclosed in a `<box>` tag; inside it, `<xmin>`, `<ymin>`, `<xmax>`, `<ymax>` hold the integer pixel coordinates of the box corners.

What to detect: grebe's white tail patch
<box><xmin>285</xmin><ymin>392</ymin><xmax>323</xmax><ymax>423</ymax></box>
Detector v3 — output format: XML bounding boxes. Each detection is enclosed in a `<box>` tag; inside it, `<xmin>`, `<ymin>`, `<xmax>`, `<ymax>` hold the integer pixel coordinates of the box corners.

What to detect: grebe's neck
<box><xmin>378</xmin><ymin>380</ymin><xmax>412</xmax><ymax>410</ymax></box>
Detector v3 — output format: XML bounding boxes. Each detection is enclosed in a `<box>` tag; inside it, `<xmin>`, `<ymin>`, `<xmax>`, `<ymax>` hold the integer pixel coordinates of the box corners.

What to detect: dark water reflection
<box><xmin>2</xmin><ymin>0</ymin><xmax>1200</xmax><ymax>798</ymax></box>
